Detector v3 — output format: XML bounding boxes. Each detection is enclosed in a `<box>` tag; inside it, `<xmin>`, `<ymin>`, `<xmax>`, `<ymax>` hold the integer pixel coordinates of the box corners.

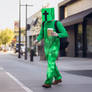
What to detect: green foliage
<box><xmin>0</xmin><ymin>31</ymin><xmax>2</xmax><ymax>46</ymax></box>
<box><xmin>0</xmin><ymin>28</ymin><xmax>14</xmax><ymax>45</ymax></box>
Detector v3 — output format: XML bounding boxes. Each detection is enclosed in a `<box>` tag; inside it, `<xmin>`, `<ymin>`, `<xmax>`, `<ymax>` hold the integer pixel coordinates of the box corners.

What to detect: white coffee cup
<box><xmin>47</xmin><ymin>28</ymin><xmax>53</xmax><ymax>36</ymax></box>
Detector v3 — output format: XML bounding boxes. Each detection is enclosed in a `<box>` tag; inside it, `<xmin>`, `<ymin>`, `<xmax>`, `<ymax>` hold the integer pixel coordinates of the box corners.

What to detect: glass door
<box><xmin>87</xmin><ymin>18</ymin><xmax>92</xmax><ymax>57</ymax></box>
<box><xmin>77</xmin><ymin>24</ymin><xmax>83</xmax><ymax>57</ymax></box>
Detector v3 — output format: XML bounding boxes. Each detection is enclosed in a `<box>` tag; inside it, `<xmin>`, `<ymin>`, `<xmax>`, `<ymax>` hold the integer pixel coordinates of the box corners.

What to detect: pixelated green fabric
<box><xmin>37</xmin><ymin>20</ymin><xmax>68</xmax><ymax>84</ymax></box>
<box><xmin>41</xmin><ymin>8</ymin><xmax>55</xmax><ymax>22</ymax></box>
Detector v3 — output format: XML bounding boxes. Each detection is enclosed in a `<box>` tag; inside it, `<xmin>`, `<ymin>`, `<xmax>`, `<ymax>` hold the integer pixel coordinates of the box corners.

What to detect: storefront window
<box><xmin>78</xmin><ymin>24</ymin><xmax>83</xmax><ymax>52</ymax></box>
<box><xmin>87</xmin><ymin>18</ymin><xmax>92</xmax><ymax>53</ymax></box>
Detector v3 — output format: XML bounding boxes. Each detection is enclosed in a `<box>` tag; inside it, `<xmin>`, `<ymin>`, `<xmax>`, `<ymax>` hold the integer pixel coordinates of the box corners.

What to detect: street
<box><xmin>0</xmin><ymin>52</ymin><xmax>92</xmax><ymax>92</ymax></box>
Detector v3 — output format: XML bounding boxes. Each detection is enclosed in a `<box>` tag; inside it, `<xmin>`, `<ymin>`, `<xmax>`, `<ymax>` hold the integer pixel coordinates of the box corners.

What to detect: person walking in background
<box><xmin>34</xmin><ymin>8</ymin><xmax>68</xmax><ymax>88</ymax></box>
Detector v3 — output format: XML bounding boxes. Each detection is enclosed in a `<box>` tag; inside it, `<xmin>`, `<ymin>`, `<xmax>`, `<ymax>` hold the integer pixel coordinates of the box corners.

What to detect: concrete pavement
<box><xmin>0</xmin><ymin>67</ymin><xmax>29</xmax><ymax>92</ymax></box>
<box><xmin>0</xmin><ymin>51</ymin><xmax>92</xmax><ymax>92</ymax></box>
<box><xmin>17</xmin><ymin>53</ymin><xmax>92</xmax><ymax>71</ymax></box>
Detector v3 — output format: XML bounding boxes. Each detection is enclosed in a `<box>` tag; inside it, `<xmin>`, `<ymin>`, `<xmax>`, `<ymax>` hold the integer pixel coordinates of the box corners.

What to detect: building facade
<box><xmin>58</xmin><ymin>0</ymin><xmax>92</xmax><ymax>58</ymax></box>
<box><xmin>14</xmin><ymin>21</ymin><xmax>25</xmax><ymax>45</ymax></box>
<box><xmin>27</xmin><ymin>10</ymin><xmax>41</xmax><ymax>48</ymax></box>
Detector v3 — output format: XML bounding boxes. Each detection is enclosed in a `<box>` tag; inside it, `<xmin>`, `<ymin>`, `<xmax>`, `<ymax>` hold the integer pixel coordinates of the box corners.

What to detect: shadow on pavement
<box><xmin>64</xmin><ymin>70</ymin><xmax>92</xmax><ymax>77</ymax></box>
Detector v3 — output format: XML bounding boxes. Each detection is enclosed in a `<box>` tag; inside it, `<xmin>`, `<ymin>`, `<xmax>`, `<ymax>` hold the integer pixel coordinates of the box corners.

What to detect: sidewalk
<box><xmin>12</xmin><ymin>52</ymin><xmax>92</xmax><ymax>78</ymax></box>
<box><xmin>14</xmin><ymin>54</ymin><xmax>92</xmax><ymax>92</ymax></box>
<box><xmin>17</xmin><ymin>53</ymin><xmax>92</xmax><ymax>71</ymax></box>
<box><xmin>9</xmin><ymin>51</ymin><xmax>92</xmax><ymax>71</ymax></box>
<box><xmin>1</xmin><ymin>52</ymin><xmax>92</xmax><ymax>92</ymax></box>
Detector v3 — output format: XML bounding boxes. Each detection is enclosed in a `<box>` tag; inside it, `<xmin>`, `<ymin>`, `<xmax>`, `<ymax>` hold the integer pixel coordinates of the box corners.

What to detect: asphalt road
<box><xmin>0</xmin><ymin>52</ymin><xmax>92</xmax><ymax>92</ymax></box>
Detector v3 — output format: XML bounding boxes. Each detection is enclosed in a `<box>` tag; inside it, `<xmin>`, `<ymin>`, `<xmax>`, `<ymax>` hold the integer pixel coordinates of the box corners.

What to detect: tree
<box><xmin>0</xmin><ymin>31</ymin><xmax>2</xmax><ymax>46</ymax></box>
<box><xmin>0</xmin><ymin>28</ymin><xmax>14</xmax><ymax>46</ymax></box>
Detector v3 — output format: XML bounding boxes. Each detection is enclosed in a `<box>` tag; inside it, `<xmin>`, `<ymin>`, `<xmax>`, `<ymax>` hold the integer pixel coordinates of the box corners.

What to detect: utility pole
<box><xmin>21</xmin><ymin>4</ymin><xmax>33</xmax><ymax>60</ymax></box>
<box><xmin>25</xmin><ymin>4</ymin><xmax>28</xmax><ymax>60</ymax></box>
<box><xmin>18</xmin><ymin>0</ymin><xmax>21</xmax><ymax>58</ymax></box>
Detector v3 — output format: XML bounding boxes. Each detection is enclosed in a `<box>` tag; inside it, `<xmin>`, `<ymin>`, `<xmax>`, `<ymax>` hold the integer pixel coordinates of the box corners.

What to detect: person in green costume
<box><xmin>34</xmin><ymin>8</ymin><xmax>68</xmax><ymax>88</ymax></box>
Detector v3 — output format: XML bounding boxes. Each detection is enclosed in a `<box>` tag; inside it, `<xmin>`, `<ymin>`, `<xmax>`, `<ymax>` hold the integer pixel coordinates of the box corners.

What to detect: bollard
<box><xmin>30</xmin><ymin>47</ymin><xmax>34</xmax><ymax>62</ymax></box>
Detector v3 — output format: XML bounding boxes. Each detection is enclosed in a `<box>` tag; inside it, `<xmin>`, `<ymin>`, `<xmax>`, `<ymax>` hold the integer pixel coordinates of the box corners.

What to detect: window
<box><xmin>59</xmin><ymin>6</ymin><xmax>64</xmax><ymax>20</ymax></box>
<box><xmin>87</xmin><ymin>18</ymin><xmax>92</xmax><ymax>53</ymax></box>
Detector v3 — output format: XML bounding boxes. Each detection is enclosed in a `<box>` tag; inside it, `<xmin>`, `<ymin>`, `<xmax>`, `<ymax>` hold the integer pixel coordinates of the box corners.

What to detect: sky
<box><xmin>0</xmin><ymin>0</ymin><xmax>62</xmax><ymax>30</ymax></box>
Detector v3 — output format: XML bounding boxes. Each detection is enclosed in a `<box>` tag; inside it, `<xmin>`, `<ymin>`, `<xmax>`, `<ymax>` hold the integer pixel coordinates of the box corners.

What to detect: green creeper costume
<box><xmin>37</xmin><ymin>8</ymin><xmax>68</xmax><ymax>85</ymax></box>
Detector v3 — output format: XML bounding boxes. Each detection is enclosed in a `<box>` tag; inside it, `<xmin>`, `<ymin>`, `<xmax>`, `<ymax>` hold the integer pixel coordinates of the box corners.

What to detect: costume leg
<box><xmin>45</xmin><ymin>53</ymin><xmax>55</xmax><ymax>85</ymax></box>
<box><xmin>54</xmin><ymin>64</ymin><xmax>62</xmax><ymax>80</ymax></box>
<box><xmin>45</xmin><ymin>50</ymin><xmax>60</xmax><ymax>85</ymax></box>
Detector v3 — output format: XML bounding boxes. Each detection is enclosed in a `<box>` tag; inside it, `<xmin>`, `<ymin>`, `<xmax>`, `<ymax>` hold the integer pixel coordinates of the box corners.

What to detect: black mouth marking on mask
<box><xmin>43</xmin><ymin>11</ymin><xmax>49</xmax><ymax>21</ymax></box>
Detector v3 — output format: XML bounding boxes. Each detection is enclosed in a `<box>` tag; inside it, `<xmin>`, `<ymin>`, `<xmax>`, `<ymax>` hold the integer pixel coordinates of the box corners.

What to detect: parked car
<box><xmin>21</xmin><ymin>45</ymin><xmax>25</xmax><ymax>54</ymax></box>
<box><xmin>15</xmin><ymin>43</ymin><xmax>25</xmax><ymax>54</ymax></box>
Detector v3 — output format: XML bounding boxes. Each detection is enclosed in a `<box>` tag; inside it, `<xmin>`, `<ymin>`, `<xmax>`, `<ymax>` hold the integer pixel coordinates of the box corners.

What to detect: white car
<box><xmin>15</xmin><ymin>43</ymin><xmax>25</xmax><ymax>54</ymax></box>
<box><xmin>21</xmin><ymin>46</ymin><xmax>25</xmax><ymax>53</ymax></box>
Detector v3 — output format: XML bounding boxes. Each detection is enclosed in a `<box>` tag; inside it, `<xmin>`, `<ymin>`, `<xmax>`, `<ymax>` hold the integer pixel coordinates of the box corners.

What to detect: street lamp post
<box><xmin>25</xmin><ymin>4</ymin><xmax>28</xmax><ymax>60</ymax></box>
<box><xmin>21</xmin><ymin>4</ymin><xmax>33</xmax><ymax>60</ymax></box>
<box><xmin>18</xmin><ymin>0</ymin><xmax>21</xmax><ymax>58</ymax></box>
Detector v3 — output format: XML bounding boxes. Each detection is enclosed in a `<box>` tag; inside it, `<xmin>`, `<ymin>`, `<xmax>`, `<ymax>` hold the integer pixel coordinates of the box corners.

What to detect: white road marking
<box><xmin>6</xmin><ymin>72</ymin><xmax>33</xmax><ymax>92</ymax></box>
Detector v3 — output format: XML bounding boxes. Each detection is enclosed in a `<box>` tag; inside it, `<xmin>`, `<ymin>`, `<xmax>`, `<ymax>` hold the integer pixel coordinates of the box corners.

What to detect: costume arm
<box><xmin>37</xmin><ymin>24</ymin><xmax>44</xmax><ymax>42</ymax></box>
<box><xmin>57</xmin><ymin>21</ymin><xmax>68</xmax><ymax>38</ymax></box>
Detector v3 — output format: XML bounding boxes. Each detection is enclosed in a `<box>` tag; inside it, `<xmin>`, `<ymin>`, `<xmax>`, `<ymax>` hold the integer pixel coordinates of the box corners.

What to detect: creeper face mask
<box><xmin>41</xmin><ymin>8</ymin><xmax>55</xmax><ymax>22</ymax></box>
